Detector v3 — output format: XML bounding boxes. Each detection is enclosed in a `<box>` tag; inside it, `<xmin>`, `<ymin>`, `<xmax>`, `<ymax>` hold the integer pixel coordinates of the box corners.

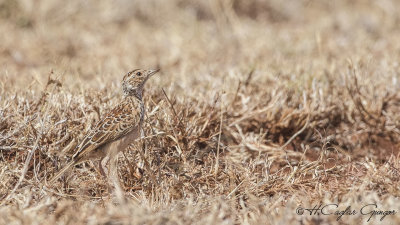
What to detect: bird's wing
<box><xmin>71</xmin><ymin>99</ymin><xmax>142</xmax><ymax>161</ymax></box>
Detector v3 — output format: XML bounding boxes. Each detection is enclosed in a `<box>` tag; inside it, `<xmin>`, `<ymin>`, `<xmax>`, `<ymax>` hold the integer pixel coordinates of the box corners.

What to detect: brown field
<box><xmin>1</xmin><ymin>0</ymin><xmax>400</xmax><ymax>224</ymax></box>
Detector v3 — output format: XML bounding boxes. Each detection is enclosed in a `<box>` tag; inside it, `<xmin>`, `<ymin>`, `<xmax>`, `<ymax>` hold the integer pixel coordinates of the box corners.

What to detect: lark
<box><xmin>49</xmin><ymin>69</ymin><xmax>159</xmax><ymax>199</ymax></box>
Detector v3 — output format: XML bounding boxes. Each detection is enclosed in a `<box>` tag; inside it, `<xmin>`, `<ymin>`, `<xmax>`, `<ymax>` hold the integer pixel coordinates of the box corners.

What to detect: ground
<box><xmin>0</xmin><ymin>0</ymin><xmax>400</xmax><ymax>224</ymax></box>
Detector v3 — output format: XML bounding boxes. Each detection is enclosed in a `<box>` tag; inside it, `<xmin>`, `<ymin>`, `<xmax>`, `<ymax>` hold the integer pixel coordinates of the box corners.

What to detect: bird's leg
<box><xmin>98</xmin><ymin>159</ymin><xmax>106</xmax><ymax>177</ymax></box>
<box><xmin>108</xmin><ymin>154</ymin><xmax>126</xmax><ymax>204</ymax></box>
<box><xmin>98</xmin><ymin>155</ymin><xmax>109</xmax><ymax>178</ymax></box>
<box><xmin>99</xmin><ymin>155</ymin><xmax>115</xmax><ymax>197</ymax></box>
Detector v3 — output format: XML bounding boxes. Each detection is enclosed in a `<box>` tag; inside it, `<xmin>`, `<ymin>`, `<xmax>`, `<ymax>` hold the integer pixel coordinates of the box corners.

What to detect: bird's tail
<box><xmin>49</xmin><ymin>160</ymin><xmax>76</xmax><ymax>184</ymax></box>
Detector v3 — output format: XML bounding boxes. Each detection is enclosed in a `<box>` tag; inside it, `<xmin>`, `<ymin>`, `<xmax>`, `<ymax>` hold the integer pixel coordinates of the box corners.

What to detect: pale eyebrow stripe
<box><xmin>125</xmin><ymin>69</ymin><xmax>140</xmax><ymax>80</ymax></box>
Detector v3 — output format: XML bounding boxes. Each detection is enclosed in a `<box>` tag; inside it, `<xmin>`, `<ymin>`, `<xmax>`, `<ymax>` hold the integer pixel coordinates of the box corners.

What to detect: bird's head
<box><xmin>122</xmin><ymin>69</ymin><xmax>159</xmax><ymax>98</ymax></box>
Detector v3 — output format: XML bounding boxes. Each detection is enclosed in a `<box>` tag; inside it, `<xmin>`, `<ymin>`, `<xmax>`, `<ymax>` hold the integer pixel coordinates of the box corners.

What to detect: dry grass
<box><xmin>1</xmin><ymin>0</ymin><xmax>400</xmax><ymax>224</ymax></box>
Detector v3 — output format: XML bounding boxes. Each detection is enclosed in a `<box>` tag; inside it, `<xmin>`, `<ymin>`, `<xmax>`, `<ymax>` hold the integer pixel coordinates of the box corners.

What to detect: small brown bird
<box><xmin>50</xmin><ymin>69</ymin><xmax>159</xmax><ymax>199</ymax></box>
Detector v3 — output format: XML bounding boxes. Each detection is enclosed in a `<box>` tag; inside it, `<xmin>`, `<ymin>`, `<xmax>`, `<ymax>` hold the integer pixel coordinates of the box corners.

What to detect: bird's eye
<box><xmin>136</xmin><ymin>72</ymin><xmax>142</xmax><ymax>76</ymax></box>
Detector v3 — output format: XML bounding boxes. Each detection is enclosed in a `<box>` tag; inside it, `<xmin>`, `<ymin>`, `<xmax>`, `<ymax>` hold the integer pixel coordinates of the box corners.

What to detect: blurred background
<box><xmin>1</xmin><ymin>0</ymin><xmax>400</xmax><ymax>96</ymax></box>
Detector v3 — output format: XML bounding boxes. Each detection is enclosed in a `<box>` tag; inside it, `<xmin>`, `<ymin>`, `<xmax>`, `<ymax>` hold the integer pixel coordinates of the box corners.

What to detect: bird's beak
<box><xmin>148</xmin><ymin>69</ymin><xmax>160</xmax><ymax>77</ymax></box>
<box><xmin>143</xmin><ymin>69</ymin><xmax>160</xmax><ymax>85</ymax></box>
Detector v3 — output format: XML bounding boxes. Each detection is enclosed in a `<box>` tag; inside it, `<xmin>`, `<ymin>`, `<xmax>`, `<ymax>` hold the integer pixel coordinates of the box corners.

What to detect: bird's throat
<box><xmin>126</xmin><ymin>95</ymin><xmax>145</xmax><ymax>123</ymax></box>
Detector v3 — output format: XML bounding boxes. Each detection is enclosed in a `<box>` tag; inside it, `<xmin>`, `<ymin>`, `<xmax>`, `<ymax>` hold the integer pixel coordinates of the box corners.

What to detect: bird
<box><xmin>49</xmin><ymin>69</ymin><xmax>159</xmax><ymax>200</ymax></box>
